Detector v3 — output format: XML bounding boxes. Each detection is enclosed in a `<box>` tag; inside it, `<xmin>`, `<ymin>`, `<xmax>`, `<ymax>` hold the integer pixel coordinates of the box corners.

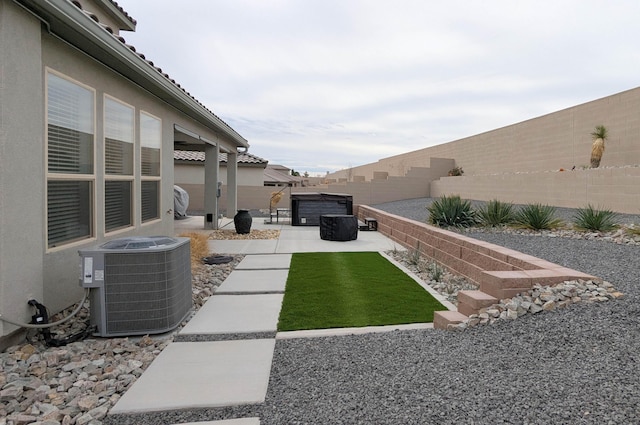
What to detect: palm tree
<box><xmin>590</xmin><ymin>125</ymin><xmax>608</xmax><ymax>168</ymax></box>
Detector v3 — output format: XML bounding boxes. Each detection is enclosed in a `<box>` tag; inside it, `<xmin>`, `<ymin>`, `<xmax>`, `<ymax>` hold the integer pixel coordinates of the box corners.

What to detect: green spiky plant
<box><xmin>478</xmin><ymin>199</ymin><xmax>516</xmax><ymax>227</ymax></box>
<box><xmin>427</xmin><ymin>195</ymin><xmax>478</xmax><ymax>228</ymax></box>
<box><xmin>590</xmin><ymin>125</ymin><xmax>608</xmax><ymax>168</ymax></box>
<box><xmin>572</xmin><ymin>204</ymin><xmax>619</xmax><ymax>232</ymax></box>
<box><xmin>514</xmin><ymin>203</ymin><xmax>563</xmax><ymax>230</ymax></box>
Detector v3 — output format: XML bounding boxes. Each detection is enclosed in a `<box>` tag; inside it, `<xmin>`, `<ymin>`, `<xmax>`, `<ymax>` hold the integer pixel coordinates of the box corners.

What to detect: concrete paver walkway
<box><xmin>180</xmin><ymin>294</ymin><xmax>284</xmax><ymax>336</ymax></box>
<box><xmin>109</xmin><ymin>216</ymin><xmax>408</xmax><ymax>424</ymax></box>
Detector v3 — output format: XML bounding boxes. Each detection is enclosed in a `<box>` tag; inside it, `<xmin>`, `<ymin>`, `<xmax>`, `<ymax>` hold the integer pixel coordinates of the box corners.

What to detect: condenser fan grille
<box><xmin>103</xmin><ymin>245</ymin><xmax>191</xmax><ymax>335</ymax></box>
<box><xmin>79</xmin><ymin>236</ymin><xmax>192</xmax><ymax>337</ymax></box>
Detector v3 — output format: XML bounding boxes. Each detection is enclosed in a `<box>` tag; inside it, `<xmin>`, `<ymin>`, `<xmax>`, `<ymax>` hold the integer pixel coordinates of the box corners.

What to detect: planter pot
<box><xmin>234</xmin><ymin>209</ymin><xmax>252</xmax><ymax>234</ymax></box>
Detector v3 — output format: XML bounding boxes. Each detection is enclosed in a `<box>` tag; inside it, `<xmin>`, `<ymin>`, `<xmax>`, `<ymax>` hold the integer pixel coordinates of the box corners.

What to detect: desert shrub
<box><xmin>626</xmin><ymin>225</ymin><xmax>640</xmax><ymax>236</ymax></box>
<box><xmin>179</xmin><ymin>232</ymin><xmax>210</xmax><ymax>267</ymax></box>
<box><xmin>448</xmin><ymin>166</ymin><xmax>464</xmax><ymax>176</ymax></box>
<box><xmin>427</xmin><ymin>195</ymin><xmax>478</xmax><ymax>228</ymax></box>
<box><xmin>406</xmin><ymin>247</ymin><xmax>421</xmax><ymax>265</ymax></box>
<box><xmin>478</xmin><ymin>199</ymin><xmax>516</xmax><ymax>226</ymax></box>
<box><xmin>572</xmin><ymin>205</ymin><xmax>619</xmax><ymax>231</ymax></box>
<box><xmin>428</xmin><ymin>261</ymin><xmax>444</xmax><ymax>282</ymax></box>
<box><xmin>514</xmin><ymin>204</ymin><xmax>563</xmax><ymax>230</ymax></box>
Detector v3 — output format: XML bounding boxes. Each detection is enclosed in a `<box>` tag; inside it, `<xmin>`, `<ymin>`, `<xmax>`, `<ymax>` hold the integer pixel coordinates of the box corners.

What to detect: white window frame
<box><xmin>45</xmin><ymin>69</ymin><xmax>96</xmax><ymax>250</ymax></box>
<box><xmin>104</xmin><ymin>95</ymin><xmax>135</xmax><ymax>234</ymax></box>
<box><xmin>140</xmin><ymin>111</ymin><xmax>162</xmax><ymax>223</ymax></box>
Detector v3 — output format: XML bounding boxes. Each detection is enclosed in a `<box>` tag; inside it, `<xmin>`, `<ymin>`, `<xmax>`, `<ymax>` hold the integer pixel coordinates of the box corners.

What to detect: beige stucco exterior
<box><xmin>174</xmin><ymin>162</ymin><xmax>265</xmax><ymax>187</ymax></box>
<box><xmin>176</xmin><ymin>158</ymin><xmax>454</xmax><ymax>214</ymax></box>
<box><xmin>0</xmin><ymin>0</ymin><xmax>247</xmax><ymax>345</ymax></box>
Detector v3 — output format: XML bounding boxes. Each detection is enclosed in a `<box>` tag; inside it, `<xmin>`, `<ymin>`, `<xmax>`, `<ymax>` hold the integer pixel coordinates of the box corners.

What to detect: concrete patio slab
<box><xmin>235</xmin><ymin>254</ymin><xmax>292</xmax><ymax>270</ymax></box>
<box><xmin>110</xmin><ymin>339</ymin><xmax>275</xmax><ymax>414</ymax></box>
<box><xmin>274</xmin><ymin>236</ymin><xmax>399</xmax><ymax>253</ymax></box>
<box><xmin>216</xmin><ymin>269</ymin><xmax>289</xmax><ymax>294</ymax></box>
<box><xmin>180</xmin><ymin>294</ymin><xmax>284</xmax><ymax>335</ymax></box>
<box><xmin>208</xmin><ymin>239</ymin><xmax>279</xmax><ymax>255</ymax></box>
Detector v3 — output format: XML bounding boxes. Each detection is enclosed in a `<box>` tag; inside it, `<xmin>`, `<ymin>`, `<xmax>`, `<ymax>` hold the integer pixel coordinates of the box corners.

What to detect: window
<box><xmin>46</xmin><ymin>72</ymin><xmax>95</xmax><ymax>248</ymax></box>
<box><xmin>104</xmin><ymin>97</ymin><xmax>134</xmax><ymax>232</ymax></box>
<box><xmin>140</xmin><ymin>112</ymin><xmax>161</xmax><ymax>222</ymax></box>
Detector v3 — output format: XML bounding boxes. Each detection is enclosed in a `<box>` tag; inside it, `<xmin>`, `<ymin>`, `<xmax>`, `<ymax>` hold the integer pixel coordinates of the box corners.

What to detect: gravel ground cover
<box><xmin>259</xmin><ymin>198</ymin><xmax>640</xmax><ymax>424</ymax></box>
<box><xmin>5</xmin><ymin>198</ymin><xmax>640</xmax><ymax>424</ymax></box>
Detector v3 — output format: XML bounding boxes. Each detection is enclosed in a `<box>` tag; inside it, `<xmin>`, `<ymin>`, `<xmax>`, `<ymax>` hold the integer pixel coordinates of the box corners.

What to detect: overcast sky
<box><xmin>120</xmin><ymin>0</ymin><xmax>640</xmax><ymax>175</ymax></box>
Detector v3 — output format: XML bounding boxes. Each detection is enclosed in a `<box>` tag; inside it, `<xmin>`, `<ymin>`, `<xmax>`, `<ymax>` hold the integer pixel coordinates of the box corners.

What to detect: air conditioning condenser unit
<box><xmin>79</xmin><ymin>236</ymin><xmax>192</xmax><ymax>337</ymax></box>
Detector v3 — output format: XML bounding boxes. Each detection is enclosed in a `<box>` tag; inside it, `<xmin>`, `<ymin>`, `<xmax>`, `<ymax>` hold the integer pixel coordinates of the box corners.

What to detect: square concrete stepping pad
<box><xmin>236</xmin><ymin>254</ymin><xmax>292</xmax><ymax>270</ymax></box>
<box><xmin>110</xmin><ymin>340</ymin><xmax>275</xmax><ymax>413</ymax></box>
<box><xmin>217</xmin><ymin>269</ymin><xmax>289</xmax><ymax>294</ymax></box>
<box><xmin>180</xmin><ymin>294</ymin><xmax>284</xmax><ymax>335</ymax></box>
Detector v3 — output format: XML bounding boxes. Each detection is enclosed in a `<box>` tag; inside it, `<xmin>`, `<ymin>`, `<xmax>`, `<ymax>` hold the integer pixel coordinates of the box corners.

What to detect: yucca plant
<box><xmin>514</xmin><ymin>203</ymin><xmax>563</xmax><ymax>230</ymax></box>
<box><xmin>590</xmin><ymin>125</ymin><xmax>608</xmax><ymax>168</ymax></box>
<box><xmin>427</xmin><ymin>195</ymin><xmax>478</xmax><ymax>228</ymax></box>
<box><xmin>478</xmin><ymin>199</ymin><xmax>516</xmax><ymax>227</ymax></box>
<box><xmin>573</xmin><ymin>204</ymin><xmax>619</xmax><ymax>232</ymax></box>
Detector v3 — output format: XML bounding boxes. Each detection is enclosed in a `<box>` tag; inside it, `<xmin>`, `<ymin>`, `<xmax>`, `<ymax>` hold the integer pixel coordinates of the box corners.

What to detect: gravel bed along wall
<box><xmin>258</xmin><ymin>199</ymin><xmax>640</xmax><ymax>424</ymax></box>
<box><xmin>373</xmin><ymin>197</ymin><xmax>640</xmax><ymax>226</ymax></box>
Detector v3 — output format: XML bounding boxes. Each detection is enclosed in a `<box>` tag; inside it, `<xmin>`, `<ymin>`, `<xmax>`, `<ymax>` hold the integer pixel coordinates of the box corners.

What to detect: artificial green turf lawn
<box><xmin>277</xmin><ymin>252</ymin><xmax>446</xmax><ymax>331</ymax></box>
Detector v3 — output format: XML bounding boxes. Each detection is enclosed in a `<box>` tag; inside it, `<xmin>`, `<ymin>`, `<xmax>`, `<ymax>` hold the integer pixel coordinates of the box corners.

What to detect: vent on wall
<box><xmin>78</xmin><ymin>236</ymin><xmax>192</xmax><ymax>337</ymax></box>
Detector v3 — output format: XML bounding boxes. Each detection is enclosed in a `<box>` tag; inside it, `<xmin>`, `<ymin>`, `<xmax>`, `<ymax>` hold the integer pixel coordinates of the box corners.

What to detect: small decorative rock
<box><xmin>453</xmin><ymin>279</ymin><xmax>623</xmax><ymax>331</ymax></box>
<box><xmin>0</xmin><ymin>253</ymin><xmax>243</xmax><ymax>424</ymax></box>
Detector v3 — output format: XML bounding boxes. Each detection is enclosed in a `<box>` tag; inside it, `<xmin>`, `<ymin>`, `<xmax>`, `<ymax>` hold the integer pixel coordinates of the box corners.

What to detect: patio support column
<box><xmin>227</xmin><ymin>151</ymin><xmax>238</xmax><ymax>218</ymax></box>
<box><xmin>204</xmin><ymin>143</ymin><xmax>219</xmax><ymax>229</ymax></box>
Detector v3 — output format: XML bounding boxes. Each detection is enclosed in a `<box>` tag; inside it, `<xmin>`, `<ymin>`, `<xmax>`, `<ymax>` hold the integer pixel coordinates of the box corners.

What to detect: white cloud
<box><xmin>121</xmin><ymin>0</ymin><xmax>640</xmax><ymax>174</ymax></box>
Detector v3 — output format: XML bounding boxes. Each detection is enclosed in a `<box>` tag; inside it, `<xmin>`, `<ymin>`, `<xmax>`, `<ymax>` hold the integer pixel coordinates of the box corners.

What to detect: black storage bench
<box><xmin>319</xmin><ymin>214</ymin><xmax>358</xmax><ymax>241</ymax></box>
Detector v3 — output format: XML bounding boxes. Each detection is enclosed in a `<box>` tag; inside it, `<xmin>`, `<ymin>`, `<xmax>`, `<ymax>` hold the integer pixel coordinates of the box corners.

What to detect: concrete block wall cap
<box><xmin>458</xmin><ymin>290</ymin><xmax>499</xmax><ymax>302</ymax></box>
<box><xmin>483</xmin><ymin>270</ymin><xmax>531</xmax><ymax>279</ymax></box>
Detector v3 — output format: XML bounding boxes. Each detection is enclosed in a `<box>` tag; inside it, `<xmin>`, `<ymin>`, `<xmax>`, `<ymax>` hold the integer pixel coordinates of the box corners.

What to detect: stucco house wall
<box><xmin>0</xmin><ymin>1</ymin><xmax>46</xmax><ymax>344</ymax></box>
<box><xmin>0</xmin><ymin>0</ymin><xmax>248</xmax><ymax>345</ymax></box>
<box><xmin>174</xmin><ymin>161</ymin><xmax>265</xmax><ymax>186</ymax></box>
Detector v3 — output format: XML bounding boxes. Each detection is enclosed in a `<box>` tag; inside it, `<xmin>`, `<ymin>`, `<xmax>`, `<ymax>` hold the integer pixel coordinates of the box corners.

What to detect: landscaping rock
<box><xmin>0</xmin><ymin>254</ymin><xmax>243</xmax><ymax>424</ymax></box>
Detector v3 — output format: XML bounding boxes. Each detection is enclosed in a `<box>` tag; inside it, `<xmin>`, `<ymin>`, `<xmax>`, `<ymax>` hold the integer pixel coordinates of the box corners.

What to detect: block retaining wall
<box><xmin>356</xmin><ymin>205</ymin><xmax>598</xmax><ymax>329</ymax></box>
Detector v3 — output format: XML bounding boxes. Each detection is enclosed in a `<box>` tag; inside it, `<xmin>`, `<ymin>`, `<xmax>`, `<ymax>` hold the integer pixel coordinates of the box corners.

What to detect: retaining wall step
<box><xmin>457</xmin><ymin>290</ymin><xmax>499</xmax><ymax>316</ymax></box>
<box><xmin>433</xmin><ymin>310</ymin><xmax>467</xmax><ymax>330</ymax></box>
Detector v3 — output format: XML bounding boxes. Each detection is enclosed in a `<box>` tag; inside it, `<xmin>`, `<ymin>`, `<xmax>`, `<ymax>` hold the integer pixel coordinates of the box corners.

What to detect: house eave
<box><xmin>18</xmin><ymin>0</ymin><xmax>249</xmax><ymax>149</ymax></box>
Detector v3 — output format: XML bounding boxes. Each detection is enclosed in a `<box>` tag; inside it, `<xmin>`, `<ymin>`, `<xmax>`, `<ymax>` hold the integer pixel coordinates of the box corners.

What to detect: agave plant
<box><xmin>590</xmin><ymin>125</ymin><xmax>608</xmax><ymax>168</ymax></box>
<box><xmin>478</xmin><ymin>199</ymin><xmax>515</xmax><ymax>227</ymax></box>
<box><xmin>514</xmin><ymin>203</ymin><xmax>563</xmax><ymax>230</ymax></box>
<box><xmin>572</xmin><ymin>204</ymin><xmax>618</xmax><ymax>232</ymax></box>
<box><xmin>427</xmin><ymin>195</ymin><xmax>478</xmax><ymax>228</ymax></box>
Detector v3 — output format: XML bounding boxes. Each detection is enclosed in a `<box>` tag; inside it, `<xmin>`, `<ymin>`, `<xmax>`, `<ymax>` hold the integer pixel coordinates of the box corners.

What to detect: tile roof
<box><xmin>174</xmin><ymin>150</ymin><xmax>268</xmax><ymax>165</ymax></box>
<box><xmin>69</xmin><ymin>0</ymin><xmax>241</xmax><ymax>141</ymax></box>
<box><xmin>104</xmin><ymin>0</ymin><xmax>136</xmax><ymax>25</ymax></box>
<box><xmin>264</xmin><ymin>165</ymin><xmax>304</xmax><ymax>184</ymax></box>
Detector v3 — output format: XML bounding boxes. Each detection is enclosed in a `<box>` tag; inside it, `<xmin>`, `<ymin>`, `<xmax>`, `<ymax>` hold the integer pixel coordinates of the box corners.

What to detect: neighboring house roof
<box><xmin>264</xmin><ymin>165</ymin><xmax>305</xmax><ymax>185</ymax></box>
<box><xmin>174</xmin><ymin>150</ymin><xmax>268</xmax><ymax>167</ymax></box>
<box><xmin>25</xmin><ymin>0</ymin><xmax>248</xmax><ymax>149</ymax></box>
<box><xmin>101</xmin><ymin>0</ymin><xmax>137</xmax><ymax>28</ymax></box>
